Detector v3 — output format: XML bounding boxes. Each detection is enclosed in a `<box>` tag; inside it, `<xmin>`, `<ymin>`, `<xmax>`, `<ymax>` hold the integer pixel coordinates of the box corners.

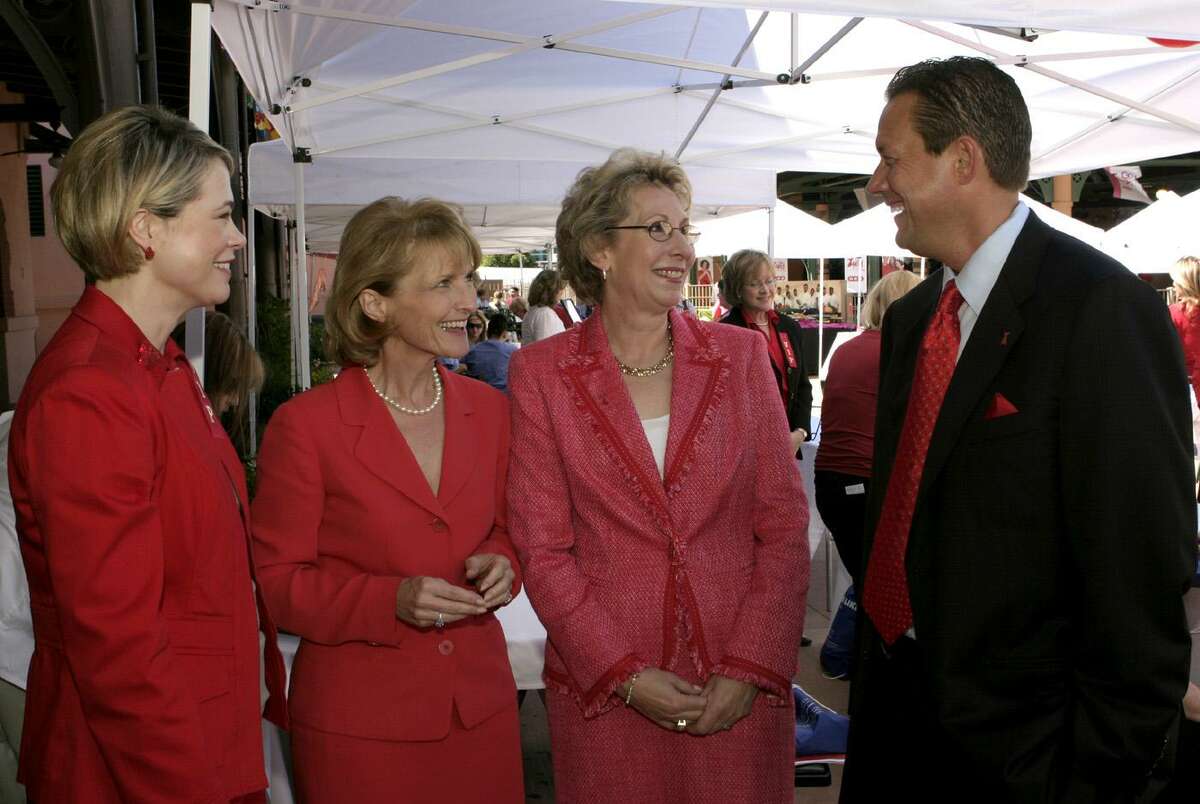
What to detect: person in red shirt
<box><xmin>1169</xmin><ymin>256</ymin><xmax>1200</xmax><ymax>407</ymax></box>
<box><xmin>814</xmin><ymin>270</ymin><xmax>921</xmax><ymax>583</ymax></box>
<box><xmin>8</xmin><ymin>105</ymin><xmax>287</xmax><ymax>804</ymax></box>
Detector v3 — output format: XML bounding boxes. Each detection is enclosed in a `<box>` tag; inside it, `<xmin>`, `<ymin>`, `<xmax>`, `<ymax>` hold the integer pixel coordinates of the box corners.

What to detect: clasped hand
<box><xmin>394</xmin><ymin>553</ymin><xmax>515</xmax><ymax>629</ymax></box>
<box><xmin>622</xmin><ymin>668</ymin><xmax>757</xmax><ymax>735</ymax></box>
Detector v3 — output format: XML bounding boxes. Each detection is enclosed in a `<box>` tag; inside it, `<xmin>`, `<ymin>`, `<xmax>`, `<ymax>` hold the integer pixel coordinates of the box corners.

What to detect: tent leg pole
<box><xmin>184</xmin><ymin>1</ymin><xmax>212</xmax><ymax>382</ymax></box>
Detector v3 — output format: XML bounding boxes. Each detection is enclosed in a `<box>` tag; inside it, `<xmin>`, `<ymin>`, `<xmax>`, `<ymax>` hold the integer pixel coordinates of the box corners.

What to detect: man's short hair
<box><xmin>486</xmin><ymin>314</ymin><xmax>507</xmax><ymax>339</ymax></box>
<box><xmin>886</xmin><ymin>57</ymin><xmax>1031</xmax><ymax>191</ymax></box>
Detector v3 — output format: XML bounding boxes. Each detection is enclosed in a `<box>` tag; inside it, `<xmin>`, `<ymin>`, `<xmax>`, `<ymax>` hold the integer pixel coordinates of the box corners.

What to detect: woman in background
<box><xmin>203</xmin><ymin>310</ymin><xmax>266</xmax><ymax>455</ymax></box>
<box><xmin>252</xmin><ymin>197</ymin><xmax>522</xmax><ymax>804</ymax></box>
<box><xmin>521</xmin><ymin>269</ymin><xmax>567</xmax><ymax>345</ymax></box>
<box><xmin>719</xmin><ymin>249</ymin><xmax>812</xmax><ymax>458</ymax></box>
<box><xmin>814</xmin><ymin>270</ymin><xmax>921</xmax><ymax>584</ymax></box>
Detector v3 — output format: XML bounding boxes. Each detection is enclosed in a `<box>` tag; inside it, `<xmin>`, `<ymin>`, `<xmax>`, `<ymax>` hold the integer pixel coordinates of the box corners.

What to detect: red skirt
<box><xmin>291</xmin><ymin>702</ymin><xmax>523</xmax><ymax>804</ymax></box>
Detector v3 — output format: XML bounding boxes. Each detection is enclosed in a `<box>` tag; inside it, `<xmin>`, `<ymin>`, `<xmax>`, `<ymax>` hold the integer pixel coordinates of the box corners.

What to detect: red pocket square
<box><xmin>984</xmin><ymin>392</ymin><xmax>1019</xmax><ymax>420</ymax></box>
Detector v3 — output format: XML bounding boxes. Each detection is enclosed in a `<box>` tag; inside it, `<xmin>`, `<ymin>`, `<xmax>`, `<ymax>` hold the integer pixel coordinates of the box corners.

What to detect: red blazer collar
<box><xmin>334</xmin><ymin>364</ymin><xmax>475</xmax><ymax>517</ymax></box>
<box><xmin>559</xmin><ymin>308</ymin><xmax>730</xmax><ymax>514</ymax></box>
<box><xmin>73</xmin><ymin>286</ymin><xmax>187</xmax><ymax>381</ymax></box>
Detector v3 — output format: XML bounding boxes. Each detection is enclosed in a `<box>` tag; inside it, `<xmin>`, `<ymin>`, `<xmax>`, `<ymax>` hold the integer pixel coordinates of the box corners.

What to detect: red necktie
<box><xmin>864</xmin><ymin>280</ymin><xmax>964</xmax><ymax>644</ymax></box>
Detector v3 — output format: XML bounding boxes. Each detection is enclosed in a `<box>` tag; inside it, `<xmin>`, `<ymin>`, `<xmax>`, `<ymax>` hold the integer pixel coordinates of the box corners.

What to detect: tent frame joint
<box><xmin>293</xmin><ymin>147</ymin><xmax>311</xmax><ymax>163</ymax></box>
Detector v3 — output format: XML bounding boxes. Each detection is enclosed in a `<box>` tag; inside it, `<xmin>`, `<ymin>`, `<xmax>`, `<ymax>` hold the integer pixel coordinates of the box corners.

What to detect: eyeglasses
<box><xmin>606</xmin><ymin>220</ymin><xmax>701</xmax><ymax>243</ymax></box>
<box><xmin>744</xmin><ymin>279</ymin><xmax>777</xmax><ymax>290</ymax></box>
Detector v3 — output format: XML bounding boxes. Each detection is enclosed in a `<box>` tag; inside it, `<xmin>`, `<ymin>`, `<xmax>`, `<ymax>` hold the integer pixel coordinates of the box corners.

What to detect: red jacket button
<box><xmin>438</xmin><ymin>639</ymin><xmax>454</xmax><ymax>655</ymax></box>
<box><xmin>431</xmin><ymin>519</ymin><xmax>447</xmax><ymax>533</ymax></box>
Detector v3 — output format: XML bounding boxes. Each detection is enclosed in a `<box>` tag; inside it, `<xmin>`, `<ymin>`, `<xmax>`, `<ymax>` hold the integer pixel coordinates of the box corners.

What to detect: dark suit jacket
<box><xmin>720</xmin><ymin>307</ymin><xmax>813</xmax><ymax>439</ymax></box>
<box><xmin>845</xmin><ymin>214</ymin><xmax>1197</xmax><ymax>803</ymax></box>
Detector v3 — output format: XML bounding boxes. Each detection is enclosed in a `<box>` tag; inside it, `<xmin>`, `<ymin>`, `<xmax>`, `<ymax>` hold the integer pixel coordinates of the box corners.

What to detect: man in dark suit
<box><xmin>842</xmin><ymin>56</ymin><xmax>1197</xmax><ymax>803</ymax></box>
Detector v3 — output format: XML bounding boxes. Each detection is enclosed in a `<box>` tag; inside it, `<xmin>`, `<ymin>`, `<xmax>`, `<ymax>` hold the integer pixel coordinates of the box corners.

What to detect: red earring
<box><xmin>143</xmin><ymin>245</ymin><xmax>154</xmax><ymax>260</ymax></box>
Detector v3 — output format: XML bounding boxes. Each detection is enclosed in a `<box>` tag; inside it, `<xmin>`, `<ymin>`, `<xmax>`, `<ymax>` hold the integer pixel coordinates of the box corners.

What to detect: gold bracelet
<box><xmin>623</xmin><ymin>672</ymin><xmax>640</xmax><ymax>706</ymax></box>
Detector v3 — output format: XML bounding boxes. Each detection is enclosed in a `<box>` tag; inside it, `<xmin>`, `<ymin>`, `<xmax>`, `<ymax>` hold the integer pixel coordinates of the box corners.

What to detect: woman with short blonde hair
<box><xmin>325</xmin><ymin>197</ymin><xmax>482</xmax><ymax>368</ymax></box>
<box><xmin>253</xmin><ymin>196</ymin><xmax>523</xmax><ymax>804</ymax></box>
<box><xmin>862</xmin><ymin>269</ymin><xmax>922</xmax><ymax>330</ymax></box>
<box><xmin>509</xmin><ymin>149</ymin><xmax>807</xmax><ymax>803</ymax></box>
<box><xmin>556</xmin><ymin>148</ymin><xmax>691</xmax><ymax>305</ymax></box>
<box><xmin>10</xmin><ymin>104</ymin><xmax>286</xmax><ymax>804</ymax></box>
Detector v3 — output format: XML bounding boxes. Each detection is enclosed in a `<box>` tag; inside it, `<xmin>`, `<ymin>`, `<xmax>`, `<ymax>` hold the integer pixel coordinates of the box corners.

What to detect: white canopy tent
<box><xmin>691</xmin><ymin>202</ymin><xmax>832</xmax><ymax>257</ymax></box>
<box><xmin>210</xmin><ymin>0</ymin><xmax>1200</xmax><ymax>388</ymax></box>
<box><xmin>247</xmin><ymin>137</ymin><xmax>777</xmax><ymax>253</ymax></box>
<box><xmin>1101</xmin><ymin>189</ymin><xmax>1200</xmax><ymax>273</ymax></box>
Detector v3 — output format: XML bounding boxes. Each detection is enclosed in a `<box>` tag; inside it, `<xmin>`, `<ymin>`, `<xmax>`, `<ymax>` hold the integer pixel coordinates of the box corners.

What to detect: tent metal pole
<box><xmin>904</xmin><ymin>20</ymin><xmax>1200</xmax><ymax>135</ymax></box>
<box><xmin>293</xmin><ymin>156</ymin><xmax>311</xmax><ymax>390</ymax></box>
<box><xmin>1034</xmin><ymin>63</ymin><xmax>1200</xmax><ymax>163</ymax></box>
<box><xmin>767</xmin><ymin>205</ymin><xmax>775</xmax><ymax>258</ymax></box>
<box><xmin>791</xmin><ymin>14</ymin><xmax>799</xmax><ymax>73</ymax></box>
<box><xmin>788</xmin><ymin>17</ymin><xmax>862</xmax><ymax>83</ymax></box>
<box><xmin>246</xmin><ymin>208</ymin><xmax>258</xmax><ymax>457</ymax></box>
<box><xmin>818</xmin><ymin>261</ymin><xmax>825</xmax><ymax>374</ymax></box>
<box><xmin>674</xmin><ymin>12</ymin><xmax>769</xmax><ymax>160</ymax></box>
<box><xmin>680</xmin><ymin>125</ymin><xmax>862</xmax><ymax>164</ymax></box>
<box><xmin>284</xmin><ymin>7</ymin><xmax>762</xmax><ymax>115</ymax></box>
<box><xmin>185</xmin><ymin>1</ymin><xmax>211</xmax><ymax>383</ymax></box>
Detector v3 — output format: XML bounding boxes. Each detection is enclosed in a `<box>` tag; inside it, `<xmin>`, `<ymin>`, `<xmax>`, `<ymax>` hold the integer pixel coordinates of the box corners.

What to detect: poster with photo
<box><xmin>773</xmin><ymin>280</ymin><xmax>846</xmax><ymax>320</ymax></box>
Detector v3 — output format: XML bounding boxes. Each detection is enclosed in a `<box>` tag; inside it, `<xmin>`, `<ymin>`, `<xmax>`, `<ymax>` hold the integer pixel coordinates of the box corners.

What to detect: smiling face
<box><xmin>740</xmin><ymin>259</ymin><xmax>776</xmax><ymax>316</ymax></box>
<box><xmin>867</xmin><ymin>92</ymin><xmax>961</xmax><ymax>263</ymax></box>
<box><xmin>373</xmin><ymin>244</ymin><xmax>478</xmax><ymax>361</ymax></box>
<box><xmin>145</xmin><ymin>160</ymin><xmax>245</xmax><ymax>312</ymax></box>
<box><xmin>591</xmin><ymin>183</ymin><xmax>695</xmax><ymax>316</ymax></box>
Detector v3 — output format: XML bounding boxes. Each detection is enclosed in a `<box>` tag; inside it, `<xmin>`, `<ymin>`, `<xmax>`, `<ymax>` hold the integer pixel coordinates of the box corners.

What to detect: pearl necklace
<box><xmin>366</xmin><ymin>366</ymin><xmax>442</xmax><ymax>415</ymax></box>
<box><xmin>615</xmin><ymin>326</ymin><xmax>674</xmax><ymax>378</ymax></box>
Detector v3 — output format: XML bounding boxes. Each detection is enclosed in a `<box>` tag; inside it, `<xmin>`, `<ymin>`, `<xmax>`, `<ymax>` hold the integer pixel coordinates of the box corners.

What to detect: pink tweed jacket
<box><xmin>508</xmin><ymin>308</ymin><xmax>809</xmax><ymax>714</ymax></box>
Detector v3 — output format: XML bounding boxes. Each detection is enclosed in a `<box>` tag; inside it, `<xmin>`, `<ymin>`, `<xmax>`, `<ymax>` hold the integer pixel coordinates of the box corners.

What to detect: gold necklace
<box><xmin>367</xmin><ymin>366</ymin><xmax>442</xmax><ymax>415</ymax></box>
<box><xmin>615</xmin><ymin>325</ymin><xmax>674</xmax><ymax>378</ymax></box>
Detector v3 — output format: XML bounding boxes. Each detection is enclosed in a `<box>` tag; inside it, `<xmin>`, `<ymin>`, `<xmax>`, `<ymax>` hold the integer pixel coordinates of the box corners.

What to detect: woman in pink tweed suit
<box><xmin>507</xmin><ymin>149</ymin><xmax>810</xmax><ymax>803</ymax></box>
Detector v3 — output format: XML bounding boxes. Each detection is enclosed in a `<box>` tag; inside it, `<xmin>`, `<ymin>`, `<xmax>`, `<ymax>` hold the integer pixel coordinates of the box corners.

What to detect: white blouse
<box><xmin>640</xmin><ymin>414</ymin><xmax>670</xmax><ymax>480</ymax></box>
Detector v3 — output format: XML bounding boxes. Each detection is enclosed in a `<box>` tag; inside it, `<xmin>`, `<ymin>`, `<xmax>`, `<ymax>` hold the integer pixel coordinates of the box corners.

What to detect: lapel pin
<box><xmin>999</xmin><ymin>330</ymin><xmax>1009</xmax><ymax>347</ymax></box>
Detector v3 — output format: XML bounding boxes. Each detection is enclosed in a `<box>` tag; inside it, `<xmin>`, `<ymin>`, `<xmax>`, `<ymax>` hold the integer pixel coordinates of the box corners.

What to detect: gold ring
<box><xmin>676</xmin><ymin>719</ymin><xmax>687</xmax><ymax>731</ymax></box>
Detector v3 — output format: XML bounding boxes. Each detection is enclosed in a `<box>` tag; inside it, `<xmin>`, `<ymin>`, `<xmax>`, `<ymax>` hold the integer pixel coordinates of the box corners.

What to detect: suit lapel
<box><xmin>338</xmin><ymin>368</ymin><xmax>445</xmax><ymax>519</ymax></box>
<box><xmin>919</xmin><ymin>215</ymin><xmax>1046</xmax><ymax>500</ymax></box>
<box><xmin>436</xmin><ymin>368</ymin><xmax>475</xmax><ymax>506</ymax></box>
<box><xmin>879</xmin><ymin>273</ymin><xmax>942</xmax><ymax>433</ymax></box>
<box><xmin>559</xmin><ymin>312</ymin><xmax>672</xmax><ymax>525</ymax></box>
<box><xmin>663</xmin><ymin>310</ymin><xmax>730</xmax><ymax>498</ymax></box>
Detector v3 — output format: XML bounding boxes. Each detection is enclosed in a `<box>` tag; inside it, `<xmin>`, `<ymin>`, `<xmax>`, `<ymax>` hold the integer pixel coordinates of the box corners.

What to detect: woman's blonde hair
<box><xmin>527</xmin><ymin>269</ymin><xmax>566</xmax><ymax>308</ymax></box>
<box><xmin>556</xmin><ymin>148</ymin><xmax>691</xmax><ymax>305</ymax></box>
<box><xmin>862</xmin><ymin>270</ymin><xmax>922</xmax><ymax>329</ymax></box>
<box><xmin>1170</xmin><ymin>256</ymin><xmax>1200</xmax><ymax>308</ymax></box>
<box><xmin>721</xmin><ymin>249</ymin><xmax>772</xmax><ymax>309</ymax></box>
<box><xmin>51</xmin><ymin>105</ymin><xmax>233</xmax><ymax>281</ymax></box>
<box><xmin>324</xmin><ymin>197</ymin><xmax>482</xmax><ymax>367</ymax></box>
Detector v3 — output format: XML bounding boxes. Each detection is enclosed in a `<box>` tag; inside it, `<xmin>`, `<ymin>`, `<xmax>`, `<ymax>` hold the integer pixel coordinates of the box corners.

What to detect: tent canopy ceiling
<box><xmin>247</xmin><ymin>138</ymin><xmax>777</xmax><ymax>252</ymax></box>
<box><xmin>216</xmin><ymin>0</ymin><xmax>1200</xmax><ymax>188</ymax></box>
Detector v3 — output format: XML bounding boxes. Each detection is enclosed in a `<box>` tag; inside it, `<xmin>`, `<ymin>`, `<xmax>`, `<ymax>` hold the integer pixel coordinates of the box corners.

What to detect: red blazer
<box><xmin>506</xmin><ymin>309</ymin><xmax>810</xmax><ymax>716</ymax></box>
<box><xmin>8</xmin><ymin>287</ymin><xmax>287</xmax><ymax>804</ymax></box>
<box><xmin>251</xmin><ymin>366</ymin><xmax>521</xmax><ymax>741</ymax></box>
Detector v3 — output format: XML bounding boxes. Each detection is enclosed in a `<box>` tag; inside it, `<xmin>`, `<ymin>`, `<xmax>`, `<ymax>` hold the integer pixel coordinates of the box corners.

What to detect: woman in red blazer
<box><xmin>251</xmin><ymin>198</ymin><xmax>523</xmax><ymax>803</ymax></box>
<box><xmin>8</xmin><ymin>106</ymin><xmax>287</xmax><ymax>803</ymax></box>
<box><xmin>507</xmin><ymin>149</ymin><xmax>810</xmax><ymax>803</ymax></box>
